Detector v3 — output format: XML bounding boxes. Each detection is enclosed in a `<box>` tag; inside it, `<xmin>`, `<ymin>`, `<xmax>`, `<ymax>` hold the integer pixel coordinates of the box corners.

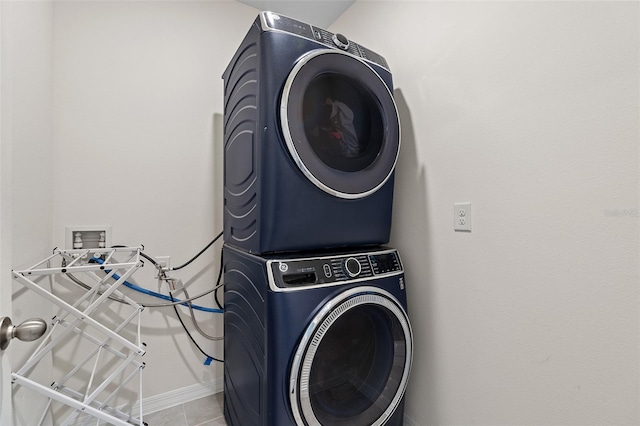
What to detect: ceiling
<box><xmin>236</xmin><ymin>0</ymin><xmax>355</xmax><ymax>28</ymax></box>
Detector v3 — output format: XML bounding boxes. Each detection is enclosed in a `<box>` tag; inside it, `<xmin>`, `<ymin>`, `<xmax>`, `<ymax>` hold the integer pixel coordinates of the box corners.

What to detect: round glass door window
<box><xmin>281</xmin><ymin>50</ymin><xmax>400</xmax><ymax>199</ymax></box>
<box><xmin>290</xmin><ymin>287</ymin><xmax>412</xmax><ymax>426</ymax></box>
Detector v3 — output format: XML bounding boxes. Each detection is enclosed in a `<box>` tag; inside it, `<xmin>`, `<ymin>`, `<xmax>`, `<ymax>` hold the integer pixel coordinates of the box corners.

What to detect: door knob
<box><xmin>0</xmin><ymin>317</ymin><xmax>47</xmax><ymax>351</ymax></box>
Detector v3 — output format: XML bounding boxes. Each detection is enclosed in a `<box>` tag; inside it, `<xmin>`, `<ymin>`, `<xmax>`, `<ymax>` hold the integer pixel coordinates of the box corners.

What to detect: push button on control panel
<box><xmin>323</xmin><ymin>263</ymin><xmax>332</xmax><ymax>278</ymax></box>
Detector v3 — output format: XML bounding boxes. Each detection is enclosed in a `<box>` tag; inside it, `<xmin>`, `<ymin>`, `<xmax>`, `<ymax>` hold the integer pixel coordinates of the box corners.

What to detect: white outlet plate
<box><xmin>454</xmin><ymin>203</ymin><xmax>472</xmax><ymax>232</ymax></box>
<box><xmin>65</xmin><ymin>225</ymin><xmax>112</xmax><ymax>249</ymax></box>
<box><xmin>156</xmin><ymin>256</ymin><xmax>170</xmax><ymax>271</ymax></box>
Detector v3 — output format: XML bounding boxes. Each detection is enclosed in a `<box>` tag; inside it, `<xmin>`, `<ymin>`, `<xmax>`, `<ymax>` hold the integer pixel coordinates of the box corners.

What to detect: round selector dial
<box><xmin>343</xmin><ymin>257</ymin><xmax>362</xmax><ymax>278</ymax></box>
<box><xmin>332</xmin><ymin>33</ymin><xmax>350</xmax><ymax>50</ymax></box>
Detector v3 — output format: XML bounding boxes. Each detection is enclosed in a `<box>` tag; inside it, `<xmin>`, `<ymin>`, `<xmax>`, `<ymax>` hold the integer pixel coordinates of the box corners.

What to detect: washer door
<box><xmin>290</xmin><ymin>287</ymin><xmax>412</xmax><ymax>426</ymax></box>
<box><xmin>280</xmin><ymin>50</ymin><xmax>400</xmax><ymax>199</ymax></box>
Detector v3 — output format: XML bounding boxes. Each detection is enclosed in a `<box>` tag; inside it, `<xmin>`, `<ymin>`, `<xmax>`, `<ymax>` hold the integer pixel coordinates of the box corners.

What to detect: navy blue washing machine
<box><xmin>223</xmin><ymin>243</ymin><xmax>413</xmax><ymax>426</ymax></box>
<box><xmin>222</xmin><ymin>12</ymin><xmax>401</xmax><ymax>254</ymax></box>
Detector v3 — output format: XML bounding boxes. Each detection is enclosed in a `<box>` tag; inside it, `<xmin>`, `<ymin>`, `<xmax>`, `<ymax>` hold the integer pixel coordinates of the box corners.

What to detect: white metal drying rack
<box><xmin>12</xmin><ymin>247</ymin><xmax>147</xmax><ymax>426</ymax></box>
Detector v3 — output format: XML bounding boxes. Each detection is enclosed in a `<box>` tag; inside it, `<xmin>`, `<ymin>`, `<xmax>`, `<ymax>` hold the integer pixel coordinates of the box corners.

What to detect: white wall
<box><xmin>331</xmin><ymin>1</ymin><xmax>639</xmax><ymax>424</ymax></box>
<box><xmin>0</xmin><ymin>4</ymin><xmax>13</xmax><ymax>424</ymax></box>
<box><xmin>8</xmin><ymin>1</ymin><xmax>54</xmax><ymax>272</ymax></box>
<box><xmin>4</xmin><ymin>1</ymin><xmax>55</xmax><ymax>424</ymax></box>
<box><xmin>51</xmin><ymin>0</ymin><xmax>257</xmax><ymax>409</ymax></box>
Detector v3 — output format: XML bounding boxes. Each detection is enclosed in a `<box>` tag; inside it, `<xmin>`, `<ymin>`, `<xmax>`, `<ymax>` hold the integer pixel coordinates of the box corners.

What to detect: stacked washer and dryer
<box><xmin>221</xmin><ymin>12</ymin><xmax>413</xmax><ymax>426</ymax></box>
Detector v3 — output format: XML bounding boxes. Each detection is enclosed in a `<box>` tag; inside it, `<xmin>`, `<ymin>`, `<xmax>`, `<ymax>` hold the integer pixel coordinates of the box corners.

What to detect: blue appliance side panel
<box><xmin>222</xmin><ymin>18</ymin><xmax>261</xmax><ymax>251</ymax></box>
<box><xmin>223</xmin><ymin>246</ymin><xmax>268</xmax><ymax>426</ymax></box>
<box><xmin>222</xmin><ymin>246</ymin><xmax>321</xmax><ymax>426</ymax></box>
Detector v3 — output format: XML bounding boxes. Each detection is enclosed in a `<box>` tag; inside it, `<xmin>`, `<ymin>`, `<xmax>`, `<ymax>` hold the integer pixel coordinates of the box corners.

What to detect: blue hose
<box><xmin>91</xmin><ymin>258</ymin><xmax>223</xmax><ymax>313</ymax></box>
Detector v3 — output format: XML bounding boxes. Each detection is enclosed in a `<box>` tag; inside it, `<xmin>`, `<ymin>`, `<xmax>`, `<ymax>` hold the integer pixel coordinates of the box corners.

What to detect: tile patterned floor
<box><xmin>143</xmin><ymin>392</ymin><xmax>227</xmax><ymax>426</ymax></box>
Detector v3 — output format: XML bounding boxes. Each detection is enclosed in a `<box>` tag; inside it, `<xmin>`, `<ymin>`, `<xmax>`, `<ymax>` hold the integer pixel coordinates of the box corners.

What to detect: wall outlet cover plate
<box><xmin>454</xmin><ymin>203</ymin><xmax>471</xmax><ymax>232</ymax></box>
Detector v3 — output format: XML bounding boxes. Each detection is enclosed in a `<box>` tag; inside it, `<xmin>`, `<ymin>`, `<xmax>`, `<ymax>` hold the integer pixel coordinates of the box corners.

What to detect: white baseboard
<box><xmin>132</xmin><ymin>378</ymin><xmax>223</xmax><ymax>416</ymax></box>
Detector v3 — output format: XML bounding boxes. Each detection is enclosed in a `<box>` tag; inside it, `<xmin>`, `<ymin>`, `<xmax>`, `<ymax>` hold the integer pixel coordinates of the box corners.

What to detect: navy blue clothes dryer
<box><xmin>223</xmin><ymin>243</ymin><xmax>413</xmax><ymax>426</ymax></box>
<box><xmin>222</xmin><ymin>12</ymin><xmax>401</xmax><ymax>254</ymax></box>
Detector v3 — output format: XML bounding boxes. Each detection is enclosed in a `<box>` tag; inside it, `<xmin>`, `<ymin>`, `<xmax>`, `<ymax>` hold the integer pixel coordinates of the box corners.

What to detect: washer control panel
<box><xmin>260</xmin><ymin>11</ymin><xmax>389</xmax><ymax>70</ymax></box>
<box><xmin>269</xmin><ymin>249</ymin><xmax>402</xmax><ymax>289</ymax></box>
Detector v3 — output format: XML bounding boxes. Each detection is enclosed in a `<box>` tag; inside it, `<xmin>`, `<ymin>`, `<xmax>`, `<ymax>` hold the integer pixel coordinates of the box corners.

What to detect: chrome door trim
<box><xmin>289</xmin><ymin>286</ymin><xmax>413</xmax><ymax>426</ymax></box>
<box><xmin>280</xmin><ymin>49</ymin><xmax>400</xmax><ymax>199</ymax></box>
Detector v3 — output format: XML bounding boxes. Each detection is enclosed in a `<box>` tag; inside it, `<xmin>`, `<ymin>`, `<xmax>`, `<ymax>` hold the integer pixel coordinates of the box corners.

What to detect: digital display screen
<box><xmin>371</xmin><ymin>253</ymin><xmax>398</xmax><ymax>273</ymax></box>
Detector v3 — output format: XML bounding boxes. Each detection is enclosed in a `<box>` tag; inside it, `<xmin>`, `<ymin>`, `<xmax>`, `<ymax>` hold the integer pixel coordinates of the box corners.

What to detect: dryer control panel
<box><xmin>268</xmin><ymin>248</ymin><xmax>402</xmax><ymax>290</ymax></box>
<box><xmin>260</xmin><ymin>11</ymin><xmax>390</xmax><ymax>71</ymax></box>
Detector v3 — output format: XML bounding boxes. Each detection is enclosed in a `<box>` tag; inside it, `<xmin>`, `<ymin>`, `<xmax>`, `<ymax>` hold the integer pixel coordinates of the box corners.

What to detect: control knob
<box><xmin>343</xmin><ymin>257</ymin><xmax>361</xmax><ymax>278</ymax></box>
<box><xmin>332</xmin><ymin>33</ymin><xmax>350</xmax><ymax>50</ymax></box>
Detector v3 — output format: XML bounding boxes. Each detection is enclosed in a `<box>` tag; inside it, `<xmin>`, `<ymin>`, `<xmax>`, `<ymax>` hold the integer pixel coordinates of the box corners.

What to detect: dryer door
<box><xmin>290</xmin><ymin>286</ymin><xmax>412</xmax><ymax>426</ymax></box>
<box><xmin>280</xmin><ymin>50</ymin><xmax>400</xmax><ymax>199</ymax></box>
